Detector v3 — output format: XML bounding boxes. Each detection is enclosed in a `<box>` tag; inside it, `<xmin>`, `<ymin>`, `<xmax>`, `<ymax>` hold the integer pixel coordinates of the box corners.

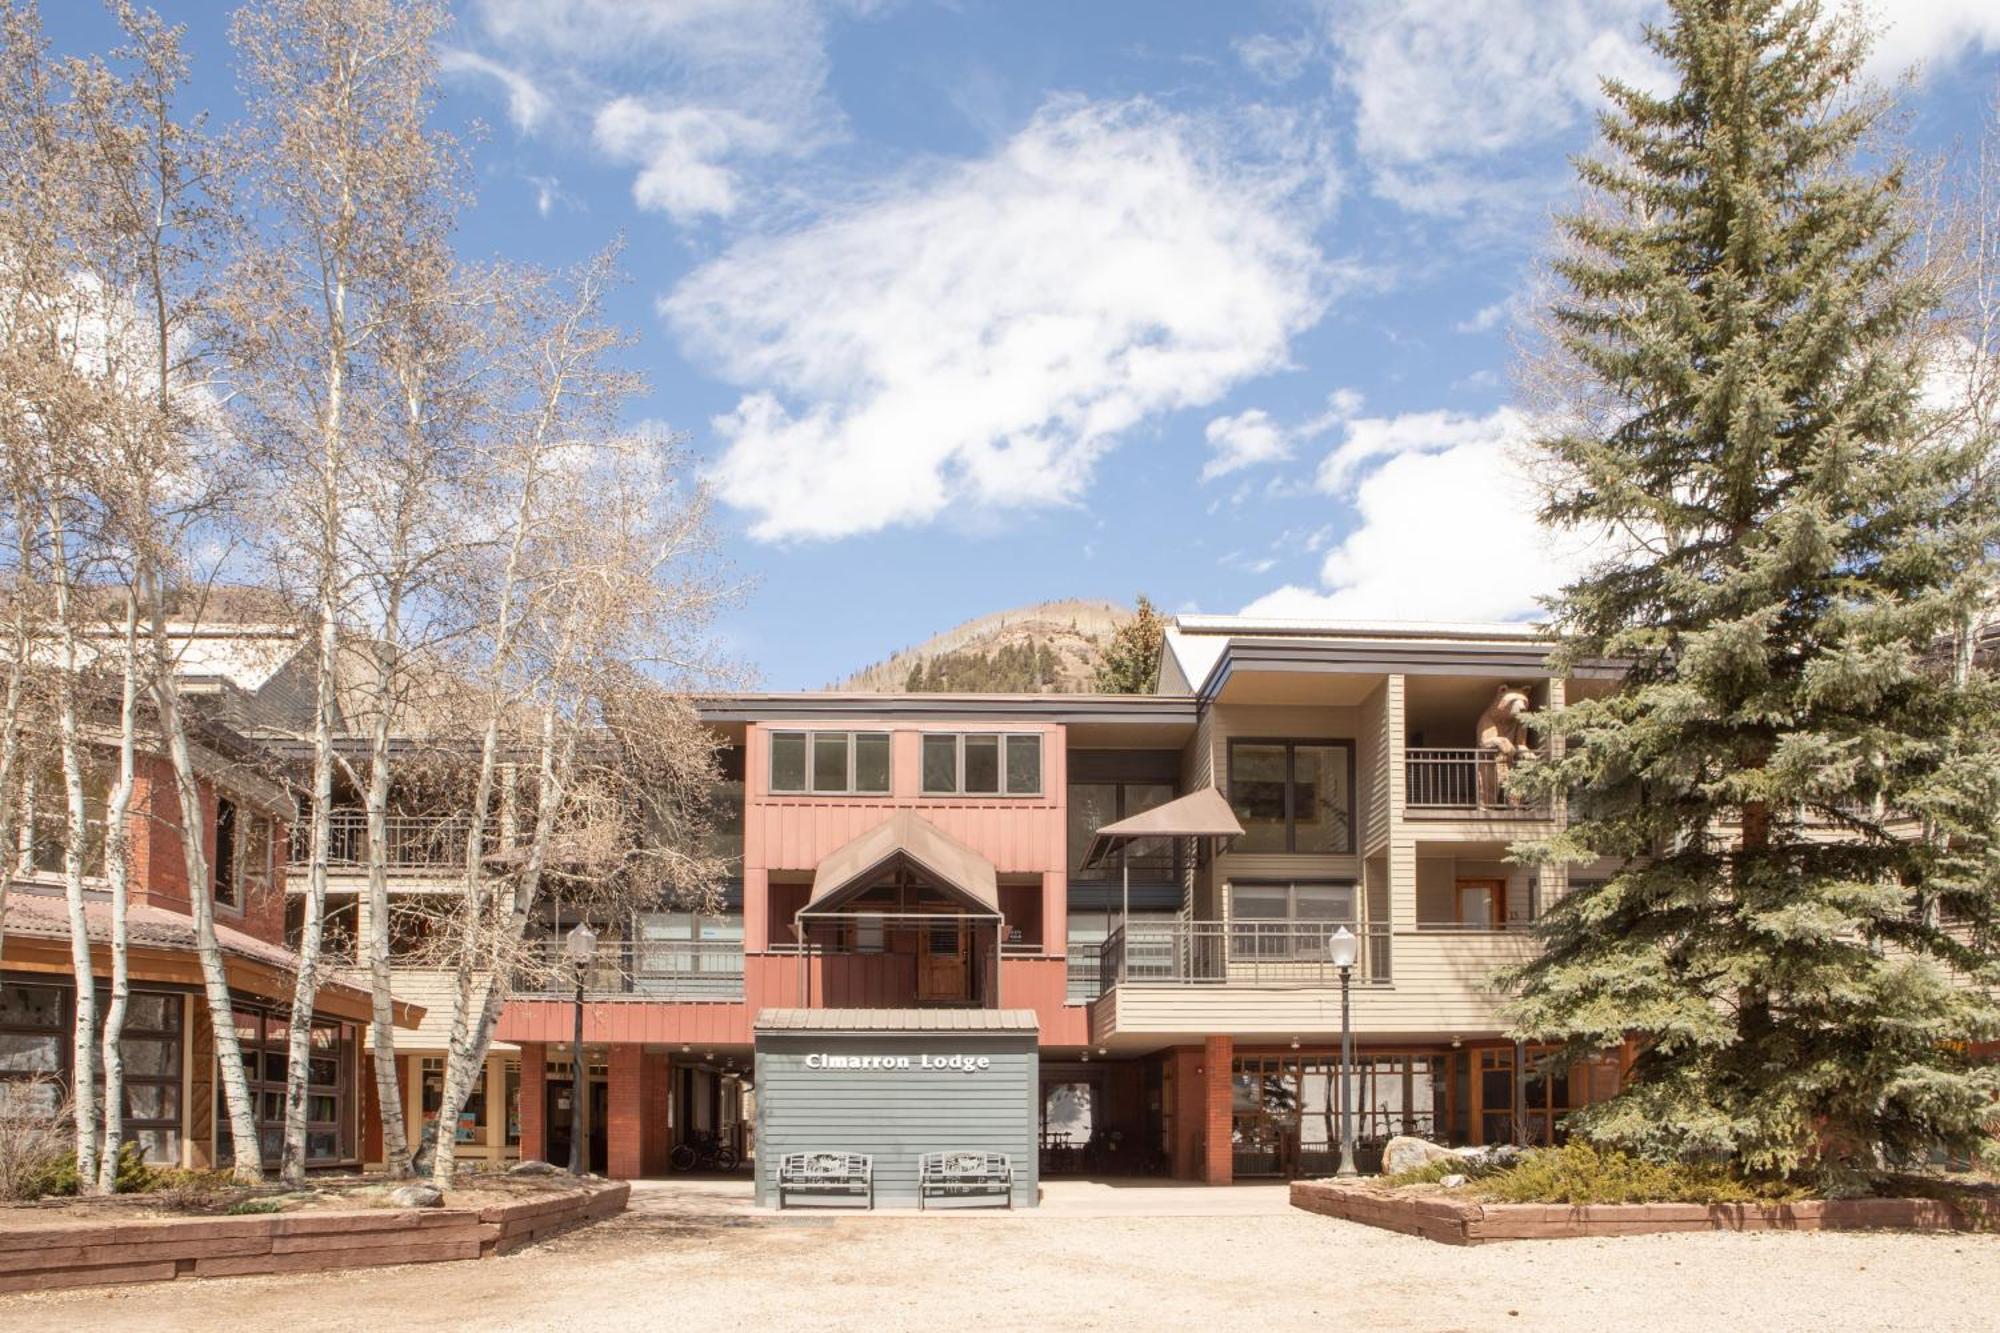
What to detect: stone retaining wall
<box><xmin>0</xmin><ymin>1181</ymin><xmax>629</xmax><ymax>1294</ymax></box>
<box><xmin>1291</xmin><ymin>1180</ymin><xmax>1993</xmax><ymax>1245</ymax></box>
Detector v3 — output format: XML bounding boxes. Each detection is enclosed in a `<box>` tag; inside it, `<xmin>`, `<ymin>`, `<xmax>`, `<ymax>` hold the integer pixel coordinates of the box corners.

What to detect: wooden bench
<box><xmin>918</xmin><ymin>1151</ymin><xmax>1014</xmax><ymax>1209</ymax></box>
<box><xmin>776</xmin><ymin>1152</ymin><xmax>873</xmax><ymax>1210</ymax></box>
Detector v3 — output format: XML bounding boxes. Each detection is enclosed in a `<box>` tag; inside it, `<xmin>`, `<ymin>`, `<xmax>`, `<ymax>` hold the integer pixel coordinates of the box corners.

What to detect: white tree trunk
<box><xmin>363</xmin><ymin>604</ymin><xmax>409</xmax><ymax>1174</ymax></box>
<box><xmin>142</xmin><ymin>570</ymin><xmax>263</xmax><ymax>1182</ymax></box>
<box><xmin>49</xmin><ymin>505</ymin><xmax>100</xmax><ymax>1189</ymax></box>
<box><xmin>96</xmin><ymin>596</ymin><xmax>141</xmax><ymax>1191</ymax></box>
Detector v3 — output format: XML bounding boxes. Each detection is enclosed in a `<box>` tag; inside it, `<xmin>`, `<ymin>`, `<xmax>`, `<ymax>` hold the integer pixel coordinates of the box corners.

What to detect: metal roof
<box><xmin>1081</xmin><ymin>785</ymin><xmax>1242</xmax><ymax>868</ymax></box>
<box><xmin>753</xmin><ymin>1007</ymin><xmax>1040</xmax><ymax>1033</ymax></box>
<box><xmin>805</xmin><ymin>811</ymin><xmax>1000</xmax><ymax>916</ymax></box>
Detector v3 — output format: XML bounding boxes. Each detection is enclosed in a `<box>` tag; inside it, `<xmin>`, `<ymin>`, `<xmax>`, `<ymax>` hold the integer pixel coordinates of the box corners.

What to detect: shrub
<box><xmin>153</xmin><ymin>1167</ymin><xmax>237</xmax><ymax>1209</ymax></box>
<box><xmin>1472</xmin><ymin>1142</ymin><xmax>1804</xmax><ymax>1206</ymax></box>
<box><xmin>224</xmin><ymin>1198</ymin><xmax>284</xmax><ymax>1215</ymax></box>
<box><xmin>0</xmin><ymin>1077</ymin><xmax>73</xmax><ymax>1201</ymax></box>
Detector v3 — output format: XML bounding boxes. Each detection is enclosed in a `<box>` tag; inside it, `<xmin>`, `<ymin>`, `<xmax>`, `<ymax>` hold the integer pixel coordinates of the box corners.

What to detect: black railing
<box><xmin>509</xmin><ymin>938</ymin><xmax>745</xmax><ymax>1001</ymax></box>
<box><xmin>1097</xmin><ymin>920</ymin><xmax>1392</xmax><ymax>992</ymax></box>
<box><xmin>1404</xmin><ymin>748</ymin><xmax>1550</xmax><ymax>812</ymax></box>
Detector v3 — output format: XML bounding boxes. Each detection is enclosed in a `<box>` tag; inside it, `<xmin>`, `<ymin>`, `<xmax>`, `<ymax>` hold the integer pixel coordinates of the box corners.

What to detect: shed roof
<box><xmin>1081</xmin><ymin>785</ymin><xmax>1242</xmax><ymax>868</ymax></box>
<box><xmin>753</xmin><ymin>1007</ymin><xmax>1040</xmax><ymax>1033</ymax></box>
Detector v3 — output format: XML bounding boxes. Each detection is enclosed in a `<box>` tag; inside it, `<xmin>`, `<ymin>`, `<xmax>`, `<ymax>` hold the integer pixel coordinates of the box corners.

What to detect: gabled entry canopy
<box><xmin>1080</xmin><ymin>784</ymin><xmax>1243</xmax><ymax>868</ymax></box>
<box><xmin>804</xmin><ymin>810</ymin><xmax>1000</xmax><ymax>918</ymax></box>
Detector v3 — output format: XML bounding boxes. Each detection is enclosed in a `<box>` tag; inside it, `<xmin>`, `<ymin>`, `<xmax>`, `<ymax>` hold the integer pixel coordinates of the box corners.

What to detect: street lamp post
<box><xmin>563</xmin><ymin>923</ymin><xmax>598</xmax><ymax>1176</ymax></box>
<box><xmin>1326</xmin><ymin>926</ymin><xmax>1359</xmax><ymax>1178</ymax></box>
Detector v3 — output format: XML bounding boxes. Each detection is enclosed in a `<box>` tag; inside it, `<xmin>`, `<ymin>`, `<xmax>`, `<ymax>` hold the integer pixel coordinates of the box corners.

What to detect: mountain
<box><xmin>834</xmin><ymin>599</ymin><xmax>1132</xmax><ymax>693</ymax></box>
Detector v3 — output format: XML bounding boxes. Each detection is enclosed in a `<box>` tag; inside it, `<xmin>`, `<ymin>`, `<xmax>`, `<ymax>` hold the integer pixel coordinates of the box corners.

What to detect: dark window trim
<box><xmin>766</xmin><ymin>729</ymin><xmax>892</xmax><ymax>796</ymax></box>
<box><xmin>1224</xmin><ymin>738</ymin><xmax>1358</xmax><ymax>855</ymax></box>
<box><xmin>919</xmin><ymin>731</ymin><xmax>1044</xmax><ymax>797</ymax></box>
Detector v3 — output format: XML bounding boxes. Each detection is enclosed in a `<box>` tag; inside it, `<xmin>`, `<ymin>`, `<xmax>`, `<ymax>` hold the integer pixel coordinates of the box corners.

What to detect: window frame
<box><xmin>766</xmin><ymin>729</ymin><xmax>892</xmax><ymax>796</ymax></box>
<box><xmin>919</xmin><ymin>731</ymin><xmax>1044</xmax><ymax>797</ymax></box>
<box><xmin>1224</xmin><ymin>738</ymin><xmax>1357</xmax><ymax>855</ymax></box>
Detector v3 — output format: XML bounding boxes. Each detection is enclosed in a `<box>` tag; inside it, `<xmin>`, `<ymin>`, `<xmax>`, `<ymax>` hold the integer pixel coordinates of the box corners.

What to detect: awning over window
<box><xmin>805</xmin><ymin>811</ymin><xmax>1000</xmax><ymax>917</ymax></box>
<box><xmin>1081</xmin><ymin>785</ymin><xmax>1243</xmax><ymax>868</ymax></box>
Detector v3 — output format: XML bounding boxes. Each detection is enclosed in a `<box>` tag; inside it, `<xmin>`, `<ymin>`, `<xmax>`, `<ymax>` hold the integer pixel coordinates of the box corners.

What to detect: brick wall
<box><xmin>607</xmin><ymin>1047</ymin><xmax>643</xmax><ymax>1180</ymax></box>
<box><xmin>641</xmin><ymin>1053</ymin><xmax>671</xmax><ymax>1177</ymax></box>
<box><xmin>1202</xmin><ymin>1034</ymin><xmax>1232</xmax><ymax>1186</ymax></box>
<box><xmin>517</xmin><ymin>1045</ymin><xmax>547</xmax><ymax>1164</ymax></box>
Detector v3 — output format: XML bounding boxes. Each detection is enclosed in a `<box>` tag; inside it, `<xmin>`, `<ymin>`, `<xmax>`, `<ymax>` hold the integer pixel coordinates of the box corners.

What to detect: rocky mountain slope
<box><xmin>834</xmin><ymin>599</ymin><xmax>1132</xmax><ymax>693</ymax></box>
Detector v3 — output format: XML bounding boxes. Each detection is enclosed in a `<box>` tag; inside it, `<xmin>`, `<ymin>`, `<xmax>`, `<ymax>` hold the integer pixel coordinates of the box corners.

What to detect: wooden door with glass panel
<box><xmin>1454</xmin><ymin>879</ymin><xmax>1507</xmax><ymax>929</ymax></box>
<box><xmin>917</xmin><ymin>918</ymin><xmax>970</xmax><ymax>1003</ymax></box>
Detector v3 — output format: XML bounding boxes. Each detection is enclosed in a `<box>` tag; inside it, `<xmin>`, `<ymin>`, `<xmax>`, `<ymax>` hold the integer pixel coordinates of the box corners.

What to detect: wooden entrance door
<box><xmin>918</xmin><ymin>919</ymin><xmax>970</xmax><ymax>1004</ymax></box>
<box><xmin>1454</xmin><ymin>879</ymin><xmax>1507</xmax><ymax>929</ymax></box>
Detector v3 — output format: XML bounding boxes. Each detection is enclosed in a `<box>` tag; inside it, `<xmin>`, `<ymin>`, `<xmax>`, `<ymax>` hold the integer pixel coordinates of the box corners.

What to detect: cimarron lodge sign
<box><xmin>803</xmin><ymin>1053</ymin><xmax>993</xmax><ymax>1073</ymax></box>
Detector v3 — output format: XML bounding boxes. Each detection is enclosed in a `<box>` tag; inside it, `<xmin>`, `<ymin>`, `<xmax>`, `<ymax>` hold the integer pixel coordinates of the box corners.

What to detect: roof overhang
<box><xmin>803</xmin><ymin>811</ymin><xmax>1000</xmax><ymax>917</ymax></box>
<box><xmin>1082</xmin><ymin>786</ymin><xmax>1242</xmax><ymax>868</ymax></box>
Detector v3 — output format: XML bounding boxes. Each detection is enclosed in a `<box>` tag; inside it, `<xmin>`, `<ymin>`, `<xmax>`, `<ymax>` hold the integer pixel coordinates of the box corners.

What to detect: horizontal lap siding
<box><xmin>1098</xmin><ymin>932</ymin><xmax>1534</xmax><ymax>1039</ymax></box>
<box><xmin>755</xmin><ymin>1033</ymin><xmax>1038</xmax><ymax>1208</ymax></box>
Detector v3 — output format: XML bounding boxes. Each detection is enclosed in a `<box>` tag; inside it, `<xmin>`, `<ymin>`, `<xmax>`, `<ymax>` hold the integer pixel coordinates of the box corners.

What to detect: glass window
<box><xmin>922</xmin><ymin>734</ymin><xmax>1041</xmax><ymax>796</ymax></box>
<box><xmin>1227</xmin><ymin>741</ymin><xmax>1354</xmax><ymax>854</ymax></box>
<box><xmin>921</xmin><ymin>735</ymin><xmax>958</xmax><ymax>793</ymax></box>
<box><xmin>854</xmin><ymin>732</ymin><xmax>891</xmax><ymax>794</ymax></box>
<box><xmin>811</xmin><ymin>732</ymin><xmax>849</xmax><ymax>792</ymax></box>
<box><xmin>1066</xmin><ymin>784</ymin><xmax>1118</xmax><ymax>876</ymax></box>
<box><xmin>1229</xmin><ymin>883</ymin><xmax>1356</xmax><ymax>960</ymax></box>
<box><xmin>1229</xmin><ymin>744</ymin><xmax>1289</xmax><ymax>852</ymax></box>
<box><xmin>769</xmin><ymin>732</ymin><xmax>807</xmax><ymax>792</ymax></box>
<box><xmin>1005</xmin><ymin>735</ymin><xmax>1041</xmax><ymax>794</ymax></box>
<box><xmin>964</xmin><ymin>735</ymin><xmax>1001</xmax><ymax>794</ymax></box>
<box><xmin>213</xmin><ymin>796</ymin><xmax>239</xmax><ymax>908</ymax></box>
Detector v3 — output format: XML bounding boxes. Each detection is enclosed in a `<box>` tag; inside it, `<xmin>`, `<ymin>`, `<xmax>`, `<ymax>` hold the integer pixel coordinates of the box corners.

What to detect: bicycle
<box><xmin>668</xmin><ymin>1131</ymin><xmax>740</xmax><ymax>1172</ymax></box>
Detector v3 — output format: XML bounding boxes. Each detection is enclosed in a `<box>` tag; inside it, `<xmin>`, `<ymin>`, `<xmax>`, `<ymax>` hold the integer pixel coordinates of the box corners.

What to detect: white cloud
<box><xmin>1235</xmin><ymin>31</ymin><xmax>1316</xmax><ymax>84</ymax></box>
<box><xmin>437</xmin><ymin>49</ymin><xmax>549</xmax><ymax>133</ymax></box>
<box><xmin>1454</xmin><ymin>301</ymin><xmax>1508</xmax><ymax>334</ymax></box>
<box><xmin>1863</xmin><ymin>0</ymin><xmax>2000</xmax><ymax>81</ymax></box>
<box><xmin>1203</xmin><ymin>409</ymin><xmax>1291</xmax><ymax>481</ymax></box>
<box><xmin>459</xmin><ymin>0</ymin><xmax>854</xmax><ymax>222</ymax></box>
<box><xmin>1318</xmin><ymin>0</ymin><xmax>2000</xmax><ymax>217</ymax></box>
<box><xmin>592</xmin><ymin>100</ymin><xmax>786</xmax><ymax>220</ymax></box>
<box><xmin>1245</xmin><ymin>405</ymin><xmax>1596</xmax><ymax>622</ymax></box>
<box><xmin>664</xmin><ymin>99</ymin><xmax>1334</xmax><ymax>541</ymax></box>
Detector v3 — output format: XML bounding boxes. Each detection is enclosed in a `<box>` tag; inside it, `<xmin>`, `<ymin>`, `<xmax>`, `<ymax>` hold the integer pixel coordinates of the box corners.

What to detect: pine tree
<box><xmin>1092</xmin><ymin>596</ymin><xmax>1166</xmax><ymax>694</ymax></box>
<box><xmin>904</xmin><ymin>660</ymin><xmax>924</xmax><ymax>692</ymax></box>
<box><xmin>1509</xmin><ymin>0</ymin><xmax>2000</xmax><ymax>1184</ymax></box>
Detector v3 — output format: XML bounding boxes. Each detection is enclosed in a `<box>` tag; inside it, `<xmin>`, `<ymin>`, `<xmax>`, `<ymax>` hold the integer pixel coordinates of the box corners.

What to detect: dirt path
<box><xmin>2</xmin><ymin>1181</ymin><xmax>1996</xmax><ymax>1332</ymax></box>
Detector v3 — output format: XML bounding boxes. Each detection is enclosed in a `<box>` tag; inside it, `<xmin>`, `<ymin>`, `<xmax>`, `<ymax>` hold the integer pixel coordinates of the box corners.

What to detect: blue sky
<box><xmin>44</xmin><ymin>1</ymin><xmax>2000</xmax><ymax>688</ymax></box>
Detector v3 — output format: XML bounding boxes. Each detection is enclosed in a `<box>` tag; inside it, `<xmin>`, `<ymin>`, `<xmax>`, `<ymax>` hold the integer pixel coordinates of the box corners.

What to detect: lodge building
<box><xmin>0</xmin><ymin>614</ymin><xmax>1639</xmax><ymax>1197</ymax></box>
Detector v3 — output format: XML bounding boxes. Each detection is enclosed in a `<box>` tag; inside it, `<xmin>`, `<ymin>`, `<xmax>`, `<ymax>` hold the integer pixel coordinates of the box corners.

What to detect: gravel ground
<box><xmin>3</xmin><ymin>1180</ymin><xmax>1996</xmax><ymax>1333</ymax></box>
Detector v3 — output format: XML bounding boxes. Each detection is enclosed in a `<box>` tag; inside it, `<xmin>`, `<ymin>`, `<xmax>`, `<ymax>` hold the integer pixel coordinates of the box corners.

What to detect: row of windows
<box><xmin>767</xmin><ymin>731</ymin><xmax>1044</xmax><ymax>797</ymax></box>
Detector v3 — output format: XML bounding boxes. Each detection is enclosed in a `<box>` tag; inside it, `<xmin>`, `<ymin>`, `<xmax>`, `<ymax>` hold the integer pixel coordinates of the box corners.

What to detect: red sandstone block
<box><xmin>195</xmin><ymin>1237</ymin><xmax>481</xmax><ymax>1278</ymax></box>
<box><xmin>30</xmin><ymin>1235</ymin><xmax>273</xmax><ymax>1269</ymax></box>
<box><xmin>0</xmin><ymin>1260</ymin><xmax>181</xmax><ymax>1295</ymax></box>
<box><xmin>0</xmin><ymin>1216</ymin><xmax>273</xmax><ymax>1252</ymax></box>
<box><xmin>271</xmin><ymin>1222</ymin><xmax>481</xmax><ymax>1255</ymax></box>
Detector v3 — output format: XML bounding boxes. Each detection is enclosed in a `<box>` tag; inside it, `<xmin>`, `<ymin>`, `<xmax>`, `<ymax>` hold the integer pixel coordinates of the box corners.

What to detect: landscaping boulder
<box><xmin>389</xmin><ymin>1183</ymin><xmax>444</xmax><ymax>1208</ymax></box>
<box><xmin>1382</xmin><ymin>1136</ymin><xmax>1458</xmax><ymax>1175</ymax></box>
<box><xmin>508</xmin><ymin>1160</ymin><xmax>560</xmax><ymax>1177</ymax></box>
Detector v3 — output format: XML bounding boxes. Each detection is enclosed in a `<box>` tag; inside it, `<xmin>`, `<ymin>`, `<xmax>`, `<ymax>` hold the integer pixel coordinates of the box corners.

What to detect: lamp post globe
<box><xmin>1326</xmin><ymin>927</ymin><xmax>1359</xmax><ymax>1178</ymax></box>
<box><xmin>564</xmin><ymin>923</ymin><xmax>597</xmax><ymax>1176</ymax></box>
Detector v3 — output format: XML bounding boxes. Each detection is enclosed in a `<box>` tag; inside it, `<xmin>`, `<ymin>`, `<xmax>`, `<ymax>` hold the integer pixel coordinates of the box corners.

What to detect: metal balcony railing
<box><xmin>1404</xmin><ymin>748</ymin><xmax>1549</xmax><ymax>812</ymax></box>
<box><xmin>291</xmin><ymin>812</ymin><xmax>500</xmax><ymax>872</ymax></box>
<box><xmin>508</xmin><ymin>938</ymin><xmax>745</xmax><ymax>1001</ymax></box>
<box><xmin>1097</xmin><ymin>920</ymin><xmax>1392</xmax><ymax>993</ymax></box>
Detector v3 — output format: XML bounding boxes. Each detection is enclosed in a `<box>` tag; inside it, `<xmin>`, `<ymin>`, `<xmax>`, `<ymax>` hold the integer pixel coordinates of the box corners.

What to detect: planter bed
<box><xmin>1291</xmin><ymin>1179</ymin><xmax>1996</xmax><ymax>1246</ymax></box>
<box><xmin>0</xmin><ymin>1180</ymin><xmax>629</xmax><ymax>1293</ymax></box>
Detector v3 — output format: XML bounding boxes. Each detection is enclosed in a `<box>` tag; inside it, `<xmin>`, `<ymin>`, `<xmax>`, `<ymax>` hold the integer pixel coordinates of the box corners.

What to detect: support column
<box><xmin>1202</xmin><ymin>1034</ymin><xmax>1233</xmax><ymax>1186</ymax></box>
<box><xmin>518</xmin><ymin>1044</ymin><xmax>548</xmax><ymax>1164</ymax></box>
<box><xmin>607</xmin><ymin>1045</ymin><xmax>644</xmax><ymax>1180</ymax></box>
<box><xmin>641</xmin><ymin>1053</ymin><xmax>673</xmax><ymax>1176</ymax></box>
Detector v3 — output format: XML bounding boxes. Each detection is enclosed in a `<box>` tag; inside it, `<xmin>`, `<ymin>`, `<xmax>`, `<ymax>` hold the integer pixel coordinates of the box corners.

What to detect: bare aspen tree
<box><xmin>427</xmin><ymin>258</ymin><xmax>730</xmax><ymax>1185</ymax></box>
<box><xmin>0</xmin><ymin>1</ymin><xmax>62</xmax><ymax>966</ymax></box>
<box><xmin>230</xmin><ymin>0</ymin><xmax>454</xmax><ymax>1185</ymax></box>
<box><xmin>59</xmin><ymin>3</ymin><xmax>264</xmax><ymax>1183</ymax></box>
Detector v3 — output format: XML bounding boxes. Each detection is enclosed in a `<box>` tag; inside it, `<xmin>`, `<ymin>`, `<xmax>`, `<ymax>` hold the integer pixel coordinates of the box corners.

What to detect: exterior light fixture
<box><xmin>1326</xmin><ymin>926</ymin><xmax>1359</xmax><ymax>1179</ymax></box>
<box><xmin>1289</xmin><ymin>1037</ymin><xmax>1300</xmax><ymax>1050</ymax></box>
<box><xmin>562</xmin><ymin>923</ymin><xmax>597</xmax><ymax>1177</ymax></box>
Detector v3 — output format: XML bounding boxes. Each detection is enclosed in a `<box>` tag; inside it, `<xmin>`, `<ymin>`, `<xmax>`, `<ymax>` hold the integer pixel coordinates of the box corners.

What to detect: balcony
<box><xmin>1097</xmin><ymin>920</ymin><xmax>1392</xmax><ymax>992</ymax></box>
<box><xmin>1404</xmin><ymin>749</ymin><xmax>1552</xmax><ymax>817</ymax></box>
<box><xmin>288</xmin><ymin>812</ymin><xmax>498</xmax><ymax>874</ymax></box>
<box><xmin>508</xmin><ymin>938</ymin><xmax>745</xmax><ymax>1001</ymax></box>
